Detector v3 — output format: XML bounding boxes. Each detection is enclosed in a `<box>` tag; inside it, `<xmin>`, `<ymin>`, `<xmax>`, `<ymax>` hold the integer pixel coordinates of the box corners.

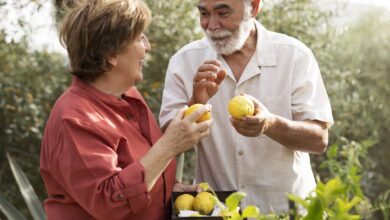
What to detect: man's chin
<box><xmin>214</xmin><ymin>45</ymin><xmax>238</xmax><ymax>55</ymax></box>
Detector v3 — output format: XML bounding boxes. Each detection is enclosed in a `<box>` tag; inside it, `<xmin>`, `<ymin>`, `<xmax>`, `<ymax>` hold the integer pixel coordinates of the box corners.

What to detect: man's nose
<box><xmin>207</xmin><ymin>15</ymin><xmax>221</xmax><ymax>31</ymax></box>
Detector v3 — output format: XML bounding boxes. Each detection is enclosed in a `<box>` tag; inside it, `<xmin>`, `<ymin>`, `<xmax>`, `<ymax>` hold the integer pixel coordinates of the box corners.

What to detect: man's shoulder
<box><xmin>266</xmin><ymin>29</ymin><xmax>312</xmax><ymax>55</ymax></box>
<box><xmin>172</xmin><ymin>38</ymin><xmax>211</xmax><ymax>58</ymax></box>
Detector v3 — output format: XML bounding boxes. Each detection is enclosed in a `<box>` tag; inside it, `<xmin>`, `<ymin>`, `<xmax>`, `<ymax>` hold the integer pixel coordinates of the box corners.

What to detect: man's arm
<box><xmin>264</xmin><ymin>117</ymin><xmax>328</xmax><ymax>154</ymax></box>
<box><xmin>230</xmin><ymin>97</ymin><xmax>329</xmax><ymax>154</ymax></box>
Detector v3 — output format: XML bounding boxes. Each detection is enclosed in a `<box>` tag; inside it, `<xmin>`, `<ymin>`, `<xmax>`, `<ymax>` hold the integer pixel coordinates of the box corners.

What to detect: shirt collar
<box><xmin>254</xmin><ymin>20</ymin><xmax>277</xmax><ymax>67</ymax></box>
<box><xmin>202</xmin><ymin>20</ymin><xmax>277</xmax><ymax>67</ymax></box>
<box><xmin>71</xmin><ymin>77</ymin><xmax>144</xmax><ymax>105</ymax></box>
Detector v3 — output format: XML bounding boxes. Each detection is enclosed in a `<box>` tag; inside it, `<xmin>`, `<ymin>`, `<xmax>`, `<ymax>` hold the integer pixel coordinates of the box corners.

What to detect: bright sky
<box><xmin>346</xmin><ymin>0</ymin><xmax>390</xmax><ymax>9</ymax></box>
<box><xmin>2</xmin><ymin>0</ymin><xmax>390</xmax><ymax>54</ymax></box>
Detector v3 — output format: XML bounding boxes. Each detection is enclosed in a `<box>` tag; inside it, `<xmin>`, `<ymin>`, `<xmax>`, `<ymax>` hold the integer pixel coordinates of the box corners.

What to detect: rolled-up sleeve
<box><xmin>116</xmin><ymin>162</ymin><xmax>151</xmax><ymax>213</ymax></box>
<box><xmin>291</xmin><ymin>49</ymin><xmax>334</xmax><ymax>127</ymax></box>
<box><xmin>50</xmin><ymin>118</ymin><xmax>151</xmax><ymax>219</ymax></box>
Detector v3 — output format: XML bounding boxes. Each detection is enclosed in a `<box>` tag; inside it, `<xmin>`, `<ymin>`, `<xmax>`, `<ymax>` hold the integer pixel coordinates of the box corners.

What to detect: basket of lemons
<box><xmin>170</xmin><ymin>190</ymin><xmax>236</xmax><ymax>220</ymax></box>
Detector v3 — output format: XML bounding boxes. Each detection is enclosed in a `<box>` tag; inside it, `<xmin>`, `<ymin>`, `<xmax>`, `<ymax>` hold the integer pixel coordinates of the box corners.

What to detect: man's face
<box><xmin>198</xmin><ymin>0</ymin><xmax>254</xmax><ymax>55</ymax></box>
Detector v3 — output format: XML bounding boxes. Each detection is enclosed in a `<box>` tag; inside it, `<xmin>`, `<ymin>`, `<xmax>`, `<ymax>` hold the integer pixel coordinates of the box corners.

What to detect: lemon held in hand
<box><xmin>184</xmin><ymin>104</ymin><xmax>211</xmax><ymax>123</ymax></box>
<box><xmin>228</xmin><ymin>95</ymin><xmax>255</xmax><ymax>119</ymax></box>
<box><xmin>192</xmin><ymin>192</ymin><xmax>215</xmax><ymax>215</ymax></box>
<box><xmin>174</xmin><ymin>193</ymin><xmax>195</xmax><ymax>214</ymax></box>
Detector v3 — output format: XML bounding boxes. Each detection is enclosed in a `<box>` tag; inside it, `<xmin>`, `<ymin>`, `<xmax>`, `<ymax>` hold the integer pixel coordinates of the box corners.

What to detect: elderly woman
<box><xmin>39</xmin><ymin>0</ymin><xmax>211</xmax><ymax>219</ymax></box>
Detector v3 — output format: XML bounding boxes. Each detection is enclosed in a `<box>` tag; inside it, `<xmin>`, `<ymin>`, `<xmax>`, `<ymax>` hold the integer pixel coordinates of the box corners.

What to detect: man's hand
<box><xmin>230</xmin><ymin>95</ymin><xmax>274</xmax><ymax>137</ymax></box>
<box><xmin>190</xmin><ymin>59</ymin><xmax>227</xmax><ymax>105</ymax></box>
<box><xmin>230</xmin><ymin>95</ymin><xmax>329</xmax><ymax>154</ymax></box>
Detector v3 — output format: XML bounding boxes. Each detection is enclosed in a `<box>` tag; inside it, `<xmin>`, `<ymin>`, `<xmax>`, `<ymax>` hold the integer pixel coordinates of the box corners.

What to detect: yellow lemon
<box><xmin>174</xmin><ymin>194</ymin><xmax>195</xmax><ymax>214</ymax></box>
<box><xmin>228</xmin><ymin>95</ymin><xmax>255</xmax><ymax>119</ymax></box>
<box><xmin>192</xmin><ymin>192</ymin><xmax>215</xmax><ymax>215</ymax></box>
<box><xmin>184</xmin><ymin>104</ymin><xmax>211</xmax><ymax>123</ymax></box>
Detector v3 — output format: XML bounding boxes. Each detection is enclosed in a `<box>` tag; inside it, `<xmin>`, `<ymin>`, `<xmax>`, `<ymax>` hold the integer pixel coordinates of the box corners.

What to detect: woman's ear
<box><xmin>107</xmin><ymin>55</ymin><xmax>118</xmax><ymax>66</ymax></box>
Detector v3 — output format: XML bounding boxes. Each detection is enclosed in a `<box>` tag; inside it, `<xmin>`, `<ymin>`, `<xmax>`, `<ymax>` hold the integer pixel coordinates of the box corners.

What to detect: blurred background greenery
<box><xmin>0</xmin><ymin>0</ymin><xmax>389</xmax><ymax>219</ymax></box>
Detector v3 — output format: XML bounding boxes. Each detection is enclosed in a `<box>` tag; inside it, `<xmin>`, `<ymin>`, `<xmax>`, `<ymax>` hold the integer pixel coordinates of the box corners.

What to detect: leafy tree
<box><xmin>2</xmin><ymin>0</ymin><xmax>389</xmax><ymax>219</ymax></box>
<box><xmin>0</xmin><ymin>27</ymin><xmax>69</xmax><ymax>220</ymax></box>
<box><xmin>326</xmin><ymin>9</ymin><xmax>390</xmax><ymax>205</ymax></box>
<box><xmin>139</xmin><ymin>0</ymin><xmax>203</xmax><ymax>115</ymax></box>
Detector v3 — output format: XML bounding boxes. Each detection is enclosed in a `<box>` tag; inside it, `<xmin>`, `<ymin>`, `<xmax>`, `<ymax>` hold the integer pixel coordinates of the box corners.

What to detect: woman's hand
<box><xmin>162</xmin><ymin>104</ymin><xmax>213</xmax><ymax>156</ymax></box>
<box><xmin>173</xmin><ymin>182</ymin><xmax>201</xmax><ymax>192</ymax></box>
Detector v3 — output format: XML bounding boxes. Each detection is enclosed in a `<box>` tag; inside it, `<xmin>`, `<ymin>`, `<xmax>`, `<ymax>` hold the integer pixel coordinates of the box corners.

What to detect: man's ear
<box><xmin>107</xmin><ymin>55</ymin><xmax>118</xmax><ymax>66</ymax></box>
<box><xmin>251</xmin><ymin>0</ymin><xmax>262</xmax><ymax>17</ymax></box>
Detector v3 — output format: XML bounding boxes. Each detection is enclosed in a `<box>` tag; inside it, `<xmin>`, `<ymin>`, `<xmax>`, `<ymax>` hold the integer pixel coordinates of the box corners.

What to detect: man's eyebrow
<box><xmin>197</xmin><ymin>4</ymin><xmax>233</xmax><ymax>11</ymax></box>
<box><xmin>213</xmin><ymin>4</ymin><xmax>232</xmax><ymax>10</ymax></box>
<box><xmin>197</xmin><ymin>5</ymin><xmax>205</xmax><ymax>11</ymax></box>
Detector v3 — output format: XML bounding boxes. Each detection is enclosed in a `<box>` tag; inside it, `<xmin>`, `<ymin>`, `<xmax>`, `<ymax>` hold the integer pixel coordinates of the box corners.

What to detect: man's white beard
<box><xmin>206</xmin><ymin>17</ymin><xmax>254</xmax><ymax>55</ymax></box>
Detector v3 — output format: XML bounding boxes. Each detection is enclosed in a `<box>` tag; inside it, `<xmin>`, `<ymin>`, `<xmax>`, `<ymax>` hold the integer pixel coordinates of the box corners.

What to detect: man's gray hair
<box><xmin>244</xmin><ymin>0</ymin><xmax>252</xmax><ymax>9</ymax></box>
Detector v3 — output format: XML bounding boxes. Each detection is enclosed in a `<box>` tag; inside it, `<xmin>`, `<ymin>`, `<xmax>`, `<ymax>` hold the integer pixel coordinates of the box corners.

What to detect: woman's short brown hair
<box><xmin>59</xmin><ymin>0</ymin><xmax>151</xmax><ymax>82</ymax></box>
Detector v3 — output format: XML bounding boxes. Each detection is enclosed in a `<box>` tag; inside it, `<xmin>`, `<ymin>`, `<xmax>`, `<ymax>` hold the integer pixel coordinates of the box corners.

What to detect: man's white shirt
<box><xmin>160</xmin><ymin>20</ymin><xmax>333</xmax><ymax>214</ymax></box>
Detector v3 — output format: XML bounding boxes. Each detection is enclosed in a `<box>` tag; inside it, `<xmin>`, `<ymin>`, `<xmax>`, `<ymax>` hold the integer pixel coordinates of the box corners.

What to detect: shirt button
<box><xmin>238</xmin><ymin>150</ymin><xmax>243</xmax><ymax>156</ymax></box>
<box><xmin>117</xmin><ymin>194</ymin><xmax>124</xmax><ymax>200</ymax></box>
<box><xmin>126</xmin><ymin>114</ymin><xmax>133</xmax><ymax>120</ymax></box>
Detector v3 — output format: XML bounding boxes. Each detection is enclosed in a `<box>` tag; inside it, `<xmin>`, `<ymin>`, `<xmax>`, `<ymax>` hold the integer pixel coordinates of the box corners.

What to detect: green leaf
<box><xmin>322</xmin><ymin>178</ymin><xmax>345</xmax><ymax>202</ymax></box>
<box><xmin>326</xmin><ymin>144</ymin><xmax>338</xmax><ymax>159</ymax></box>
<box><xmin>226</xmin><ymin>192</ymin><xmax>247</xmax><ymax>212</ymax></box>
<box><xmin>0</xmin><ymin>195</ymin><xmax>28</xmax><ymax>220</ymax></box>
<box><xmin>303</xmin><ymin>199</ymin><xmax>323</xmax><ymax>220</ymax></box>
<box><xmin>6</xmin><ymin>152</ymin><xmax>47</xmax><ymax>220</ymax></box>
<box><xmin>229</xmin><ymin>212</ymin><xmax>242</xmax><ymax>220</ymax></box>
<box><xmin>360</xmin><ymin>140</ymin><xmax>377</xmax><ymax>148</ymax></box>
<box><xmin>286</xmin><ymin>193</ymin><xmax>309</xmax><ymax>209</ymax></box>
<box><xmin>198</xmin><ymin>182</ymin><xmax>210</xmax><ymax>192</ymax></box>
<box><xmin>242</xmin><ymin>205</ymin><xmax>260</xmax><ymax>218</ymax></box>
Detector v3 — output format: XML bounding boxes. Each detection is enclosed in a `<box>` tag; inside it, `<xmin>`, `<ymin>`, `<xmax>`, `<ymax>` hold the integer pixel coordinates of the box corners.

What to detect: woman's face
<box><xmin>111</xmin><ymin>33</ymin><xmax>151</xmax><ymax>87</ymax></box>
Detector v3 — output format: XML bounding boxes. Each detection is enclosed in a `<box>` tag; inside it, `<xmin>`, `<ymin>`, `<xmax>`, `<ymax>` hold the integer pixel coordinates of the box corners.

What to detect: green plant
<box><xmin>0</xmin><ymin>153</ymin><xmax>46</xmax><ymax>220</ymax></box>
<box><xmin>288</xmin><ymin>177</ymin><xmax>362</xmax><ymax>220</ymax></box>
<box><xmin>195</xmin><ymin>139</ymin><xmax>389</xmax><ymax>220</ymax></box>
<box><xmin>197</xmin><ymin>182</ymin><xmax>287</xmax><ymax>220</ymax></box>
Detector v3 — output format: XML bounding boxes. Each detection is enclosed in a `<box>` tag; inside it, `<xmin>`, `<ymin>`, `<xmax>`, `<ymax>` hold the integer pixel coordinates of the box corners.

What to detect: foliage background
<box><xmin>0</xmin><ymin>0</ymin><xmax>389</xmax><ymax>219</ymax></box>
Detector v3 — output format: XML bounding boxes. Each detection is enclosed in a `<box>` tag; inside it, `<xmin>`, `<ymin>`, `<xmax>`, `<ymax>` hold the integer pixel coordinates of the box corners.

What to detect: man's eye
<box><xmin>200</xmin><ymin>12</ymin><xmax>209</xmax><ymax>17</ymax></box>
<box><xmin>219</xmin><ymin>12</ymin><xmax>230</xmax><ymax>17</ymax></box>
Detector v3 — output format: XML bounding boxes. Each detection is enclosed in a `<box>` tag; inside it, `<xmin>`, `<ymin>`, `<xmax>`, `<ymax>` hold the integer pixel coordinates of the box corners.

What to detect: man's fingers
<box><xmin>233</xmin><ymin>126</ymin><xmax>259</xmax><ymax>137</ymax></box>
<box><xmin>194</xmin><ymin>71</ymin><xmax>217</xmax><ymax>82</ymax></box>
<box><xmin>194</xmin><ymin>80</ymin><xmax>217</xmax><ymax>89</ymax></box>
<box><xmin>215</xmin><ymin>69</ymin><xmax>227</xmax><ymax>85</ymax></box>
<box><xmin>197</xmin><ymin>63</ymin><xmax>220</xmax><ymax>73</ymax></box>
<box><xmin>230</xmin><ymin>116</ymin><xmax>264</xmax><ymax>131</ymax></box>
<box><xmin>203</xmin><ymin>59</ymin><xmax>221</xmax><ymax>66</ymax></box>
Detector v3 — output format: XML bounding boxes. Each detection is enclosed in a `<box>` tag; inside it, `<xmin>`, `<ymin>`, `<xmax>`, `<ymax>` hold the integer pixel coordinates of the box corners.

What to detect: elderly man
<box><xmin>160</xmin><ymin>0</ymin><xmax>333</xmax><ymax>214</ymax></box>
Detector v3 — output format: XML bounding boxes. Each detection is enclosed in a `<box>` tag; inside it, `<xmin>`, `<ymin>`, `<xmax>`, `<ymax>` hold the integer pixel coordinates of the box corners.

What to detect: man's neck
<box><xmin>223</xmin><ymin>26</ymin><xmax>257</xmax><ymax>81</ymax></box>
